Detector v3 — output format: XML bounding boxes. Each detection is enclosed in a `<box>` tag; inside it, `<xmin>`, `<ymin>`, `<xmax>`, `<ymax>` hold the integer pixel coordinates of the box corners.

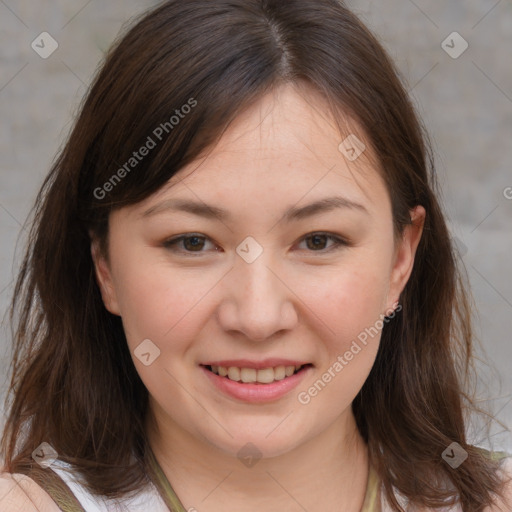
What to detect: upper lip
<box><xmin>201</xmin><ymin>359</ymin><xmax>312</xmax><ymax>370</ymax></box>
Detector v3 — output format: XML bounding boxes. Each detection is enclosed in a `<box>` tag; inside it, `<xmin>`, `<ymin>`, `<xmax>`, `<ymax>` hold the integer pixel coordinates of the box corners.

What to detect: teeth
<box><xmin>240</xmin><ymin>368</ymin><xmax>256</xmax><ymax>383</ymax></box>
<box><xmin>227</xmin><ymin>367</ymin><xmax>241</xmax><ymax>381</ymax></box>
<box><xmin>274</xmin><ymin>366</ymin><xmax>286</xmax><ymax>381</ymax></box>
<box><xmin>256</xmin><ymin>368</ymin><xmax>274</xmax><ymax>384</ymax></box>
<box><xmin>209</xmin><ymin>364</ymin><xmax>305</xmax><ymax>383</ymax></box>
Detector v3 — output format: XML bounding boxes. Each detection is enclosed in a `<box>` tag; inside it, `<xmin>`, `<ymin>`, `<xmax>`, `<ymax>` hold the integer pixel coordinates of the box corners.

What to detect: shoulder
<box><xmin>0</xmin><ymin>470</ymin><xmax>61</xmax><ymax>512</ymax></box>
<box><xmin>381</xmin><ymin>453</ymin><xmax>512</xmax><ymax>512</ymax></box>
<box><xmin>1</xmin><ymin>460</ymin><xmax>169</xmax><ymax>512</ymax></box>
<box><xmin>485</xmin><ymin>455</ymin><xmax>512</xmax><ymax>512</ymax></box>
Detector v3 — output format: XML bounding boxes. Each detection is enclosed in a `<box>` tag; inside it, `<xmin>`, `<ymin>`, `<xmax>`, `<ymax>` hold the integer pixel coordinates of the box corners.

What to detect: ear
<box><xmin>385</xmin><ymin>205</ymin><xmax>426</xmax><ymax>312</ymax></box>
<box><xmin>89</xmin><ymin>231</ymin><xmax>121</xmax><ymax>316</ymax></box>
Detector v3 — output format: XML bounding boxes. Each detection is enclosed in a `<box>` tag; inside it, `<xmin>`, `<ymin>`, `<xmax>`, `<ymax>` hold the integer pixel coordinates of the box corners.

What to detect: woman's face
<box><xmin>92</xmin><ymin>83</ymin><xmax>424</xmax><ymax>459</ymax></box>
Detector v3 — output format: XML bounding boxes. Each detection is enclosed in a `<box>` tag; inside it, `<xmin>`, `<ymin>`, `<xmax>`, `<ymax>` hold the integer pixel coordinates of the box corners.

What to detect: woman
<box><xmin>1</xmin><ymin>1</ymin><xmax>511</xmax><ymax>511</ymax></box>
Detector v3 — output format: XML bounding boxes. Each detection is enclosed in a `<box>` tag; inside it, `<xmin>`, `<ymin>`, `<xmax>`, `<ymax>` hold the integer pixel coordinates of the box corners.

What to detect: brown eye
<box><xmin>182</xmin><ymin>235</ymin><xmax>206</xmax><ymax>251</ymax></box>
<box><xmin>300</xmin><ymin>233</ymin><xmax>348</xmax><ymax>252</ymax></box>
<box><xmin>305</xmin><ymin>234</ymin><xmax>329</xmax><ymax>250</ymax></box>
<box><xmin>163</xmin><ymin>234</ymin><xmax>217</xmax><ymax>254</ymax></box>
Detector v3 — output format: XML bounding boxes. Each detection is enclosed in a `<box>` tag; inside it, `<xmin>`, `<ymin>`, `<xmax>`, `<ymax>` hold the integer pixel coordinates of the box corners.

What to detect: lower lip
<box><xmin>200</xmin><ymin>365</ymin><xmax>312</xmax><ymax>403</ymax></box>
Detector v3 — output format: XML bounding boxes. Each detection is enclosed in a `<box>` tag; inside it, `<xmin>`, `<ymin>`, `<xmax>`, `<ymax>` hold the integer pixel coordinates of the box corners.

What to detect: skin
<box><xmin>91</xmin><ymin>82</ymin><xmax>425</xmax><ymax>512</ymax></box>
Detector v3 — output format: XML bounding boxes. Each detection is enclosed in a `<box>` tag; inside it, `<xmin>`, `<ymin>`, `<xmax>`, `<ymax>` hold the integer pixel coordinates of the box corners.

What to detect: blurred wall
<box><xmin>1</xmin><ymin>0</ymin><xmax>511</xmax><ymax>450</ymax></box>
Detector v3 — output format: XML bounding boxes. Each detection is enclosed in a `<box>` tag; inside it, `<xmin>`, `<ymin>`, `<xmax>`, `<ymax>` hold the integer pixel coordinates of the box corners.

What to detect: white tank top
<box><xmin>44</xmin><ymin>454</ymin><xmax>512</xmax><ymax>512</ymax></box>
<box><xmin>44</xmin><ymin>460</ymin><xmax>456</xmax><ymax>512</ymax></box>
<box><xmin>49</xmin><ymin>459</ymin><xmax>171</xmax><ymax>512</ymax></box>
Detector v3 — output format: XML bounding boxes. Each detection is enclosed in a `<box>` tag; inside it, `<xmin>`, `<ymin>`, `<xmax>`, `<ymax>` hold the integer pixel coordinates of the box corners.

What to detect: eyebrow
<box><xmin>141</xmin><ymin>196</ymin><xmax>369</xmax><ymax>222</ymax></box>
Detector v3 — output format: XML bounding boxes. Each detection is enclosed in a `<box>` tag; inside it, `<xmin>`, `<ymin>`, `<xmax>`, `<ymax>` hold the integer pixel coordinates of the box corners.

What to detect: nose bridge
<box><xmin>239</xmin><ymin>253</ymin><xmax>278</xmax><ymax>307</ymax></box>
<box><xmin>220</xmin><ymin>245</ymin><xmax>296</xmax><ymax>341</ymax></box>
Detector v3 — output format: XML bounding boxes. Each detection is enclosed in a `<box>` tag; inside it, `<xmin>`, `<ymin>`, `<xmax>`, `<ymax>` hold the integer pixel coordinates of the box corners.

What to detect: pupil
<box><xmin>308</xmin><ymin>234</ymin><xmax>326</xmax><ymax>250</ymax></box>
<box><xmin>185</xmin><ymin>236</ymin><xmax>203</xmax><ymax>251</ymax></box>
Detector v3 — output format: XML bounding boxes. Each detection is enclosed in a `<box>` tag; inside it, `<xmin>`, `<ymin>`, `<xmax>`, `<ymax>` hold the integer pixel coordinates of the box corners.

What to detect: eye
<box><xmin>297</xmin><ymin>232</ymin><xmax>348</xmax><ymax>252</ymax></box>
<box><xmin>163</xmin><ymin>234</ymin><xmax>218</xmax><ymax>255</ymax></box>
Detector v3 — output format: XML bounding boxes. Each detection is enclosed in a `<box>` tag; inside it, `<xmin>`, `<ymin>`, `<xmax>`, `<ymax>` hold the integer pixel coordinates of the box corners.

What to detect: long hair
<box><xmin>1</xmin><ymin>1</ymin><xmax>508</xmax><ymax>510</ymax></box>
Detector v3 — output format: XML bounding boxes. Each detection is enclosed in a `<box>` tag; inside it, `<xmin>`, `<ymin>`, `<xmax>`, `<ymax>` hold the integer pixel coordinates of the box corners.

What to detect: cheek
<box><xmin>111</xmin><ymin>252</ymin><xmax>232</xmax><ymax>366</ymax></box>
<box><xmin>295</xmin><ymin>266</ymin><xmax>387</xmax><ymax>413</ymax></box>
<box><xmin>111</xmin><ymin>258</ymin><xmax>210</xmax><ymax>400</ymax></box>
<box><xmin>110</xmin><ymin>253</ymin><xmax>200</xmax><ymax>349</ymax></box>
<box><xmin>300</xmin><ymin>260</ymin><xmax>390</xmax><ymax>346</ymax></box>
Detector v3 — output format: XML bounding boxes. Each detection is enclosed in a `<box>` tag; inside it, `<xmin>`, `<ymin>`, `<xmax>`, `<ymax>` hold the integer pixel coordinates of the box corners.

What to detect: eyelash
<box><xmin>162</xmin><ymin>232</ymin><xmax>350</xmax><ymax>256</ymax></box>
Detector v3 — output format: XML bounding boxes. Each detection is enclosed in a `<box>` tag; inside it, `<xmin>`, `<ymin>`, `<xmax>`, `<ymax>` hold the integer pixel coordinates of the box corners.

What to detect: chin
<box><xmin>204</xmin><ymin>426</ymin><xmax>308</xmax><ymax>462</ymax></box>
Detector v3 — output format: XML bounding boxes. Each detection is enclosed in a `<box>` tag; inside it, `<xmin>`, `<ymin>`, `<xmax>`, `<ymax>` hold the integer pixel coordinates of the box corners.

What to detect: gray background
<box><xmin>1</xmin><ymin>1</ymin><xmax>511</xmax><ymax>452</ymax></box>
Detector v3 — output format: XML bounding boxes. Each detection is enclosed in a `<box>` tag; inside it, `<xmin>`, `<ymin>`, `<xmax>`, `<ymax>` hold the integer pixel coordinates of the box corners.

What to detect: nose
<box><xmin>216</xmin><ymin>252</ymin><xmax>298</xmax><ymax>342</ymax></box>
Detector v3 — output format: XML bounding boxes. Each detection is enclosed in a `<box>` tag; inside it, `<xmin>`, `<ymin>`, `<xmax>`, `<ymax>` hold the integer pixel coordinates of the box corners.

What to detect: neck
<box><xmin>146</xmin><ymin>403</ymin><xmax>370</xmax><ymax>512</ymax></box>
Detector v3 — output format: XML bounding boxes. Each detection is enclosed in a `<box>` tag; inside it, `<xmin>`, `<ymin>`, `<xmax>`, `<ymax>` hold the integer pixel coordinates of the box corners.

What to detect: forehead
<box><xmin>133</xmin><ymin>83</ymin><xmax>391</xmax><ymax>220</ymax></box>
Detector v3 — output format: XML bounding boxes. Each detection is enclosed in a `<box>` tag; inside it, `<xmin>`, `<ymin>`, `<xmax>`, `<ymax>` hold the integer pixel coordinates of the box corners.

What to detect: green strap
<box><xmin>360</xmin><ymin>462</ymin><xmax>381</xmax><ymax>512</ymax></box>
<box><xmin>488</xmin><ymin>450</ymin><xmax>510</xmax><ymax>462</ymax></box>
<box><xmin>13</xmin><ymin>461</ymin><xmax>86</xmax><ymax>512</ymax></box>
<box><xmin>145</xmin><ymin>448</ymin><xmax>187</xmax><ymax>512</ymax></box>
<box><xmin>145</xmin><ymin>447</ymin><xmax>382</xmax><ymax>512</ymax></box>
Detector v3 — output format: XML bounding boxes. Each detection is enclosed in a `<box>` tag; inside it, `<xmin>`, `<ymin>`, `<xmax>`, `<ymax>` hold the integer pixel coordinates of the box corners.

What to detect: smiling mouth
<box><xmin>202</xmin><ymin>364</ymin><xmax>313</xmax><ymax>384</ymax></box>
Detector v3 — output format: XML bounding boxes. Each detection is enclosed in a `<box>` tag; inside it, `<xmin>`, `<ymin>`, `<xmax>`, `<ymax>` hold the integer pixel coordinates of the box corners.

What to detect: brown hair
<box><xmin>1</xmin><ymin>1</ymin><xmax>509</xmax><ymax>510</ymax></box>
